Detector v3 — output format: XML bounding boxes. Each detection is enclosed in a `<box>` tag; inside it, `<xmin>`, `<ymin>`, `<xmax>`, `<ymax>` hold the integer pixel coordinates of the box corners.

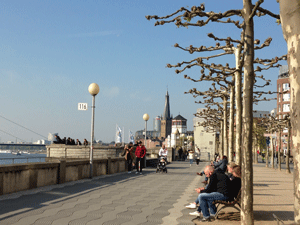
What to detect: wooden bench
<box><xmin>212</xmin><ymin>189</ymin><xmax>241</xmax><ymax>218</ymax></box>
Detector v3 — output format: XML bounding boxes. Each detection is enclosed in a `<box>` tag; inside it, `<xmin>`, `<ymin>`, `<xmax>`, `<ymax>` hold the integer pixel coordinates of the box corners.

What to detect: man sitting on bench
<box><xmin>185</xmin><ymin>165</ymin><xmax>231</xmax><ymax>222</ymax></box>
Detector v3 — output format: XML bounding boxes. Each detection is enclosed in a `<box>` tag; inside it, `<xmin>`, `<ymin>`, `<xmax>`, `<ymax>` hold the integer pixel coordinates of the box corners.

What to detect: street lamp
<box><xmin>88</xmin><ymin>83</ymin><xmax>100</xmax><ymax>179</ymax></box>
<box><xmin>143</xmin><ymin>113</ymin><xmax>150</xmax><ymax>147</ymax></box>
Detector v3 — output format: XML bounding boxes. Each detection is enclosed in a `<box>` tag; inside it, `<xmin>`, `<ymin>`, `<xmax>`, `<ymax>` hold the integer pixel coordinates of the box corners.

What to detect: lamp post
<box><xmin>88</xmin><ymin>83</ymin><xmax>100</xmax><ymax>179</ymax></box>
<box><xmin>143</xmin><ymin>113</ymin><xmax>149</xmax><ymax>148</ymax></box>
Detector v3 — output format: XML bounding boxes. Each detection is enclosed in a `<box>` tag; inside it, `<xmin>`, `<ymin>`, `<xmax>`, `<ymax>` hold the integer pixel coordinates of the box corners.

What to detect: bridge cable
<box><xmin>0</xmin><ymin>129</ymin><xmax>27</xmax><ymax>143</ymax></box>
<box><xmin>0</xmin><ymin>114</ymin><xmax>47</xmax><ymax>139</ymax></box>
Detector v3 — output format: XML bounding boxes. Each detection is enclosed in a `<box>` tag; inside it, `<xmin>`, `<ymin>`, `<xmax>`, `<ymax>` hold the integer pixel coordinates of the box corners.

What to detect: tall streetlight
<box><xmin>143</xmin><ymin>113</ymin><xmax>149</xmax><ymax>147</ymax></box>
<box><xmin>88</xmin><ymin>83</ymin><xmax>100</xmax><ymax>179</ymax></box>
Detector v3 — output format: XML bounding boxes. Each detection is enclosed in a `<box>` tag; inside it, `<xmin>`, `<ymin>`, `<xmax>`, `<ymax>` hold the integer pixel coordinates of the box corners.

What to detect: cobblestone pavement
<box><xmin>0</xmin><ymin>161</ymin><xmax>295</xmax><ymax>225</ymax></box>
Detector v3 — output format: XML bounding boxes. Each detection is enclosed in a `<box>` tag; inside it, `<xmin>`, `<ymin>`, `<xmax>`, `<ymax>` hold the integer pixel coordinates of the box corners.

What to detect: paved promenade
<box><xmin>0</xmin><ymin>161</ymin><xmax>294</xmax><ymax>225</ymax></box>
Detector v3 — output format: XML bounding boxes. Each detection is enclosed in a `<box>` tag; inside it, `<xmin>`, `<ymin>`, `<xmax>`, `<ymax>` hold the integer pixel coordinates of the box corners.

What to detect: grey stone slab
<box><xmin>102</xmin><ymin>217</ymin><xmax>132</xmax><ymax>225</ymax></box>
<box><xmin>116</xmin><ymin>210</ymin><xmax>140</xmax><ymax>219</ymax></box>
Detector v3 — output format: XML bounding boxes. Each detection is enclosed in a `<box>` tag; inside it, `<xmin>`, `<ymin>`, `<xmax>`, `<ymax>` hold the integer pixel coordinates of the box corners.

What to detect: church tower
<box><xmin>160</xmin><ymin>90</ymin><xmax>172</xmax><ymax>139</ymax></box>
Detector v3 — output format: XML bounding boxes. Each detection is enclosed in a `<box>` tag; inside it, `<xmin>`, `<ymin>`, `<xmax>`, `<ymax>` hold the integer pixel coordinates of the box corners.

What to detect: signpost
<box><xmin>78</xmin><ymin>103</ymin><xmax>88</xmax><ymax>111</ymax></box>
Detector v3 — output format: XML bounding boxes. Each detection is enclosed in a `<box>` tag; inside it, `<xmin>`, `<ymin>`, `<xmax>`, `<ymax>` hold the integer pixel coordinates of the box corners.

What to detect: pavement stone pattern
<box><xmin>0</xmin><ymin>160</ymin><xmax>295</xmax><ymax>225</ymax></box>
<box><xmin>0</xmin><ymin>161</ymin><xmax>206</xmax><ymax>225</ymax></box>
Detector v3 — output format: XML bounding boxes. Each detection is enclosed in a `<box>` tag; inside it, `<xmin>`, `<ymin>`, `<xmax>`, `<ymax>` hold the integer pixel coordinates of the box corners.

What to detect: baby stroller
<box><xmin>156</xmin><ymin>156</ymin><xmax>167</xmax><ymax>173</ymax></box>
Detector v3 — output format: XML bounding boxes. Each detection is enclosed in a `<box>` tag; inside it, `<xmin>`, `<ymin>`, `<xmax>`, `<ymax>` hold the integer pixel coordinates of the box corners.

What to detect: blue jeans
<box><xmin>197</xmin><ymin>192</ymin><xmax>229</xmax><ymax>218</ymax></box>
<box><xmin>190</xmin><ymin>159</ymin><xmax>193</xmax><ymax>164</ymax></box>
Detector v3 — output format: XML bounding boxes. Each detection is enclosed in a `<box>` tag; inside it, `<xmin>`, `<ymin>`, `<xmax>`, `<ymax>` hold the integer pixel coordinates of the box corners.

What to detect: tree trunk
<box><xmin>220</xmin><ymin>120</ymin><xmax>224</xmax><ymax>158</ymax></box>
<box><xmin>278</xmin><ymin>129</ymin><xmax>282</xmax><ymax>171</ymax></box>
<box><xmin>235</xmin><ymin>46</ymin><xmax>243</xmax><ymax>167</ymax></box>
<box><xmin>286</xmin><ymin>120</ymin><xmax>291</xmax><ymax>173</ymax></box>
<box><xmin>223</xmin><ymin>97</ymin><xmax>228</xmax><ymax>157</ymax></box>
<box><xmin>241</xmin><ymin>1</ymin><xmax>254</xmax><ymax>224</ymax></box>
<box><xmin>271</xmin><ymin>136</ymin><xmax>274</xmax><ymax>169</ymax></box>
<box><xmin>266</xmin><ymin>143</ymin><xmax>269</xmax><ymax>167</ymax></box>
<box><xmin>279</xmin><ymin>1</ymin><xmax>300</xmax><ymax>221</ymax></box>
<box><xmin>229</xmin><ymin>84</ymin><xmax>235</xmax><ymax>162</ymax></box>
<box><xmin>254</xmin><ymin>135</ymin><xmax>258</xmax><ymax>164</ymax></box>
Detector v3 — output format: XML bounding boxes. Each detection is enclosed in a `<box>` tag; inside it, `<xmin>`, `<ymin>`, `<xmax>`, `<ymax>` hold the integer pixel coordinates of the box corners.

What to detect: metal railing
<box><xmin>0</xmin><ymin>156</ymin><xmax>46</xmax><ymax>165</ymax></box>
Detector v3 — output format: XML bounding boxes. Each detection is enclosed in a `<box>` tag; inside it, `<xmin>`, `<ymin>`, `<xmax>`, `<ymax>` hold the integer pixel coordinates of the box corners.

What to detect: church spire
<box><xmin>163</xmin><ymin>90</ymin><xmax>171</xmax><ymax>120</ymax></box>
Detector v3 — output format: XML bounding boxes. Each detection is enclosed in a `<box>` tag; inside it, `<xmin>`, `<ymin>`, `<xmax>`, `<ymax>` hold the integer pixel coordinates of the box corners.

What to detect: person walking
<box><xmin>195</xmin><ymin>148</ymin><xmax>201</xmax><ymax>165</ymax></box>
<box><xmin>135</xmin><ymin>141</ymin><xmax>146</xmax><ymax>174</ymax></box>
<box><xmin>188</xmin><ymin>150</ymin><xmax>194</xmax><ymax>166</ymax></box>
<box><xmin>122</xmin><ymin>144</ymin><xmax>134</xmax><ymax>174</ymax></box>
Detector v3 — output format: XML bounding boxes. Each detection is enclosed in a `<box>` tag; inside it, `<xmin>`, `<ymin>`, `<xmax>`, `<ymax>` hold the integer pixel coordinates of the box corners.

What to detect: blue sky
<box><xmin>0</xmin><ymin>0</ymin><xmax>287</xmax><ymax>143</ymax></box>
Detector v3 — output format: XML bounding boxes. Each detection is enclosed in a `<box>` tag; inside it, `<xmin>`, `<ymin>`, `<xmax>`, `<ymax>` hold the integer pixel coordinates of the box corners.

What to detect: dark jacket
<box><xmin>228</xmin><ymin>177</ymin><xmax>241</xmax><ymax>201</ymax></box>
<box><xmin>214</xmin><ymin>158</ymin><xmax>228</xmax><ymax>173</ymax></box>
<box><xmin>135</xmin><ymin>145</ymin><xmax>146</xmax><ymax>158</ymax></box>
<box><xmin>202</xmin><ymin>171</ymin><xmax>231</xmax><ymax>197</ymax></box>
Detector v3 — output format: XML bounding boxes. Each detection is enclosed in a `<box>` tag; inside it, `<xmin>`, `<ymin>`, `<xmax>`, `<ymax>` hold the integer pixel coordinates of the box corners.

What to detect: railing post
<box><xmin>58</xmin><ymin>159</ymin><xmax>66</xmax><ymax>184</ymax></box>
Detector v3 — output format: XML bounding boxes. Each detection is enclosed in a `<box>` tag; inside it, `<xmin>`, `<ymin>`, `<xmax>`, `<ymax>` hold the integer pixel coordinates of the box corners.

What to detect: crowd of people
<box><xmin>185</xmin><ymin>155</ymin><xmax>241</xmax><ymax>222</ymax></box>
<box><xmin>53</xmin><ymin>135</ymin><xmax>89</xmax><ymax>146</ymax></box>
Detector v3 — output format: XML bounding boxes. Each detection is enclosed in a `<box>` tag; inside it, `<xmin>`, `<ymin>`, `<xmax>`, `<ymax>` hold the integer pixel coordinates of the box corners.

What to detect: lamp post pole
<box><xmin>143</xmin><ymin>114</ymin><xmax>149</xmax><ymax>148</ymax></box>
<box><xmin>88</xmin><ymin>83</ymin><xmax>100</xmax><ymax>179</ymax></box>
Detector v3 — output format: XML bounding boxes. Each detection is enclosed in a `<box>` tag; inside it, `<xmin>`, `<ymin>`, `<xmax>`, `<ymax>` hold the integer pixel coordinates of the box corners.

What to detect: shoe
<box><xmin>189</xmin><ymin>211</ymin><xmax>201</xmax><ymax>216</ymax></box>
<box><xmin>210</xmin><ymin>215</ymin><xmax>216</xmax><ymax>220</ymax></box>
<box><xmin>185</xmin><ymin>203</ymin><xmax>197</xmax><ymax>209</ymax></box>
<box><xmin>128</xmin><ymin>171</ymin><xmax>131</xmax><ymax>174</ymax></box>
<box><xmin>140</xmin><ymin>172</ymin><xmax>142</xmax><ymax>175</ymax></box>
<box><xmin>198</xmin><ymin>217</ymin><xmax>210</xmax><ymax>222</ymax></box>
<box><xmin>136</xmin><ymin>172</ymin><xmax>139</xmax><ymax>174</ymax></box>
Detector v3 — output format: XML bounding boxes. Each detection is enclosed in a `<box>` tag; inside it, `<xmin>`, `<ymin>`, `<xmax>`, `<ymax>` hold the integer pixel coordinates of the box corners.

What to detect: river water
<box><xmin>0</xmin><ymin>152</ymin><xmax>46</xmax><ymax>165</ymax></box>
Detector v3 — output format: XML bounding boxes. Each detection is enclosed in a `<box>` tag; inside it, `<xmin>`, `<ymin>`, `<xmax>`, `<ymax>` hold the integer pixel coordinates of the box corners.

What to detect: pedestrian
<box><xmin>195</xmin><ymin>148</ymin><xmax>200</xmax><ymax>165</ymax></box>
<box><xmin>122</xmin><ymin>144</ymin><xmax>134</xmax><ymax>173</ymax></box>
<box><xmin>135</xmin><ymin>141</ymin><xmax>146</xmax><ymax>174</ymax></box>
<box><xmin>188</xmin><ymin>150</ymin><xmax>194</xmax><ymax>166</ymax></box>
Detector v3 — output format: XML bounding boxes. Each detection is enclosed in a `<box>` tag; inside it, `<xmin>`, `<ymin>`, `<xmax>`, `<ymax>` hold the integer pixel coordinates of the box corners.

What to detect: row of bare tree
<box><xmin>147</xmin><ymin>0</ymin><xmax>299</xmax><ymax>224</ymax></box>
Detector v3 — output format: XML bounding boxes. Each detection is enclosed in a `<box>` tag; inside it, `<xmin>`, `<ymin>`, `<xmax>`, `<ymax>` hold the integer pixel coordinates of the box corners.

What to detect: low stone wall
<box><xmin>0</xmin><ymin>157</ymin><xmax>125</xmax><ymax>195</ymax></box>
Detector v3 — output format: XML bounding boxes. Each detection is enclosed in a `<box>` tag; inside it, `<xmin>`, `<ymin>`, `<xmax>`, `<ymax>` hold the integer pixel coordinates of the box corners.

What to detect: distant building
<box><xmin>253</xmin><ymin>110</ymin><xmax>270</xmax><ymax>119</ymax></box>
<box><xmin>277</xmin><ymin>65</ymin><xmax>290</xmax><ymax>120</ymax></box>
<box><xmin>277</xmin><ymin>65</ymin><xmax>291</xmax><ymax>154</ymax></box>
<box><xmin>160</xmin><ymin>90</ymin><xmax>172</xmax><ymax>139</ymax></box>
<box><xmin>153</xmin><ymin>116</ymin><xmax>161</xmax><ymax>132</ymax></box>
<box><xmin>193</xmin><ymin>109</ymin><xmax>216</xmax><ymax>160</ymax></box>
<box><xmin>170</xmin><ymin>115</ymin><xmax>187</xmax><ymax>147</ymax></box>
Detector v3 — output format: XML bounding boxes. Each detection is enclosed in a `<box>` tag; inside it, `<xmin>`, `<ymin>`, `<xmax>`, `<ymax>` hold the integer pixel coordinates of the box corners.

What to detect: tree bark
<box><xmin>278</xmin><ymin>129</ymin><xmax>282</xmax><ymax>171</ymax></box>
<box><xmin>223</xmin><ymin>96</ymin><xmax>228</xmax><ymax>157</ymax></box>
<box><xmin>287</xmin><ymin>120</ymin><xmax>291</xmax><ymax>173</ymax></box>
<box><xmin>235</xmin><ymin>46</ymin><xmax>243</xmax><ymax>167</ymax></box>
<box><xmin>220</xmin><ymin>120</ymin><xmax>224</xmax><ymax>158</ymax></box>
<box><xmin>241</xmin><ymin>1</ymin><xmax>254</xmax><ymax>224</ymax></box>
<box><xmin>271</xmin><ymin>136</ymin><xmax>274</xmax><ymax>169</ymax></box>
<box><xmin>266</xmin><ymin>143</ymin><xmax>269</xmax><ymax>167</ymax></box>
<box><xmin>229</xmin><ymin>83</ymin><xmax>235</xmax><ymax>162</ymax></box>
<box><xmin>279</xmin><ymin>1</ymin><xmax>300</xmax><ymax>221</ymax></box>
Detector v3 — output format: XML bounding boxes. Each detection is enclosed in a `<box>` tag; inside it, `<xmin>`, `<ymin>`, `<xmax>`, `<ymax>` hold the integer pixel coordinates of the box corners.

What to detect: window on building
<box><xmin>283</xmin><ymin>93</ymin><xmax>290</xmax><ymax>102</ymax></box>
<box><xmin>278</xmin><ymin>105</ymin><xmax>281</xmax><ymax>112</ymax></box>
<box><xmin>279</xmin><ymin>115</ymin><xmax>282</xmax><ymax>119</ymax></box>
<box><xmin>278</xmin><ymin>84</ymin><xmax>281</xmax><ymax>92</ymax></box>
<box><xmin>278</xmin><ymin>94</ymin><xmax>281</xmax><ymax>102</ymax></box>
<box><xmin>209</xmin><ymin>141</ymin><xmax>213</xmax><ymax>145</ymax></box>
<box><xmin>283</xmin><ymin>104</ymin><xmax>290</xmax><ymax>112</ymax></box>
<box><xmin>283</xmin><ymin>83</ymin><xmax>290</xmax><ymax>91</ymax></box>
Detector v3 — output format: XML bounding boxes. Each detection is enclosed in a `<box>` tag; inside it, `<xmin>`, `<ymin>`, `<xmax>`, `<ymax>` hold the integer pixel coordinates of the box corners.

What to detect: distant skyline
<box><xmin>0</xmin><ymin>1</ymin><xmax>287</xmax><ymax>143</ymax></box>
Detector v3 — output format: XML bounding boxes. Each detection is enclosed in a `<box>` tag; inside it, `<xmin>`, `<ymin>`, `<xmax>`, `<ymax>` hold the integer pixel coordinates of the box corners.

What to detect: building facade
<box><xmin>193</xmin><ymin>108</ymin><xmax>216</xmax><ymax>160</ymax></box>
<box><xmin>277</xmin><ymin>65</ymin><xmax>290</xmax><ymax>120</ymax></box>
<box><xmin>170</xmin><ymin>115</ymin><xmax>187</xmax><ymax>147</ymax></box>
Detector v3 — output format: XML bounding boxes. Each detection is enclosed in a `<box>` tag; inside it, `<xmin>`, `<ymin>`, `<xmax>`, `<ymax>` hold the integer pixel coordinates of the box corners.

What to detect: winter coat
<box><xmin>135</xmin><ymin>145</ymin><xmax>146</xmax><ymax>158</ymax></box>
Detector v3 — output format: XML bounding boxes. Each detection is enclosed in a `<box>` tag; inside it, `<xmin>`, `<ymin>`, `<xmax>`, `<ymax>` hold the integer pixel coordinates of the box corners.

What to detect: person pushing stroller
<box><xmin>157</xmin><ymin>144</ymin><xmax>168</xmax><ymax>173</ymax></box>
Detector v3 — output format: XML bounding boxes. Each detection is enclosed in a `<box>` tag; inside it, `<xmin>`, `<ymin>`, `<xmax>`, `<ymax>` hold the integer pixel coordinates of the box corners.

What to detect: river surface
<box><xmin>0</xmin><ymin>152</ymin><xmax>46</xmax><ymax>165</ymax></box>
